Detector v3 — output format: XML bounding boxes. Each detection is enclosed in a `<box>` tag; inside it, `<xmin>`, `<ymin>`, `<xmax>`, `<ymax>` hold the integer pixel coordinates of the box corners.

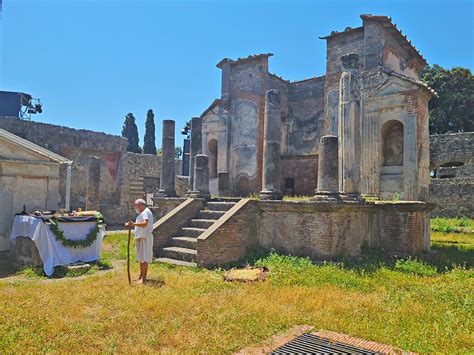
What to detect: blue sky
<box><xmin>1</xmin><ymin>0</ymin><xmax>473</xmax><ymax>148</ymax></box>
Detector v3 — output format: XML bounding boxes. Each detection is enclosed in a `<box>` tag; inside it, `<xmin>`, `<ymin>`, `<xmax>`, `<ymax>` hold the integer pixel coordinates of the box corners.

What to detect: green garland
<box><xmin>48</xmin><ymin>214</ymin><xmax>104</xmax><ymax>249</ymax></box>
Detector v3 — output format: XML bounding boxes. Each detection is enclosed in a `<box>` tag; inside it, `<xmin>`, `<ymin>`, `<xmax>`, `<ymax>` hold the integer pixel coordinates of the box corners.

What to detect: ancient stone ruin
<box><xmin>1</xmin><ymin>14</ymin><xmax>472</xmax><ymax>268</ymax></box>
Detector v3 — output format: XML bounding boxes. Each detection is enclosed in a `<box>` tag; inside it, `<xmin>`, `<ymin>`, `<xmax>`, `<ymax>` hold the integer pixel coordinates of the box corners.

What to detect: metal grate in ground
<box><xmin>272</xmin><ymin>333</ymin><xmax>379</xmax><ymax>354</ymax></box>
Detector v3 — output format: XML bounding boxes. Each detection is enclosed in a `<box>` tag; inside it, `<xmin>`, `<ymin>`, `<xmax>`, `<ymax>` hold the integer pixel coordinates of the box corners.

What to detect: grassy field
<box><xmin>0</xmin><ymin>224</ymin><xmax>473</xmax><ymax>353</ymax></box>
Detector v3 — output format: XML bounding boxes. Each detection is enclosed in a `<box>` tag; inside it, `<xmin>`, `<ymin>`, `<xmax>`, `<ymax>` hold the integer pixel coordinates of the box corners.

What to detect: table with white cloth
<box><xmin>10</xmin><ymin>215</ymin><xmax>106</xmax><ymax>276</ymax></box>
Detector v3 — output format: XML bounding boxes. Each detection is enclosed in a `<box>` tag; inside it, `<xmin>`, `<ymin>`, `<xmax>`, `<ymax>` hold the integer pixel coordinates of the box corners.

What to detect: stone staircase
<box><xmin>156</xmin><ymin>200</ymin><xmax>238</xmax><ymax>267</ymax></box>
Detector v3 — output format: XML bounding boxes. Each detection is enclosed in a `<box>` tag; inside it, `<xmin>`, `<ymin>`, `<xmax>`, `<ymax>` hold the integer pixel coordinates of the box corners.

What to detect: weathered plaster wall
<box><xmin>287</xmin><ymin>77</ymin><xmax>325</xmax><ymax>155</ymax></box>
<box><xmin>324</xmin><ymin>29</ymin><xmax>365</xmax><ymax>135</ymax></box>
<box><xmin>227</xmin><ymin>57</ymin><xmax>270</xmax><ymax>195</ymax></box>
<box><xmin>0</xmin><ymin>138</ymin><xmax>61</xmax><ymax>251</ymax></box>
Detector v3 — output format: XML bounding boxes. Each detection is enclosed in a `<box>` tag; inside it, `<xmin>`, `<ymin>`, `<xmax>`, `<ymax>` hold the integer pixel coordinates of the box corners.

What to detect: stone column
<box><xmin>338</xmin><ymin>53</ymin><xmax>362</xmax><ymax>200</ymax></box>
<box><xmin>157</xmin><ymin>119</ymin><xmax>177</xmax><ymax>197</ymax></box>
<box><xmin>260</xmin><ymin>90</ymin><xmax>283</xmax><ymax>200</ymax></box>
<box><xmin>188</xmin><ymin>116</ymin><xmax>202</xmax><ymax>191</ymax></box>
<box><xmin>190</xmin><ymin>154</ymin><xmax>210</xmax><ymax>199</ymax></box>
<box><xmin>86</xmin><ymin>156</ymin><xmax>101</xmax><ymax>211</ymax></box>
<box><xmin>312</xmin><ymin>135</ymin><xmax>339</xmax><ymax>201</ymax></box>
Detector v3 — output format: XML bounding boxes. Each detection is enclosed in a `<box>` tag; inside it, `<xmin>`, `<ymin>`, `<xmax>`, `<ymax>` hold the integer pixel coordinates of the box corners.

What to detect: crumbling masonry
<box><xmin>200</xmin><ymin>15</ymin><xmax>433</xmax><ymax>201</ymax></box>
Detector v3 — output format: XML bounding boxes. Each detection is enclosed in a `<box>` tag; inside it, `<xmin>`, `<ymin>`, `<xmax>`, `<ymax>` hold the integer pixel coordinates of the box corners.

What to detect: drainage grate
<box><xmin>272</xmin><ymin>333</ymin><xmax>379</xmax><ymax>354</ymax></box>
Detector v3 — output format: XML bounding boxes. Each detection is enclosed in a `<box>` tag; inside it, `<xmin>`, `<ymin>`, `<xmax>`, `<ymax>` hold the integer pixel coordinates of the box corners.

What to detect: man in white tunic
<box><xmin>125</xmin><ymin>199</ymin><xmax>154</xmax><ymax>284</ymax></box>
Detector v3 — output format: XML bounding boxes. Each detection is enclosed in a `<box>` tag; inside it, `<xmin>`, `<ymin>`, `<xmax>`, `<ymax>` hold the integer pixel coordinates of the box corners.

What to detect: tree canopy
<box><xmin>143</xmin><ymin>109</ymin><xmax>157</xmax><ymax>155</ymax></box>
<box><xmin>420</xmin><ymin>65</ymin><xmax>473</xmax><ymax>134</ymax></box>
<box><xmin>121</xmin><ymin>113</ymin><xmax>141</xmax><ymax>153</ymax></box>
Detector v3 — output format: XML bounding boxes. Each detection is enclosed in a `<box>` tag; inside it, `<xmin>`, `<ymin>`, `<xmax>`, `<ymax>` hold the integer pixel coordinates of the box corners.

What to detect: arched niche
<box><xmin>208</xmin><ymin>139</ymin><xmax>218</xmax><ymax>178</ymax></box>
<box><xmin>381</xmin><ymin>120</ymin><xmax>404</xmax><ymax>167</ymax></box>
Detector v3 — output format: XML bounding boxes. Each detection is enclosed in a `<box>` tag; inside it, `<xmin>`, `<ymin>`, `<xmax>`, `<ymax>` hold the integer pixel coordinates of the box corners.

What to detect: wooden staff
<box><xmin>126</xmin><ymin>201</ymin><xmax>132</xmax><ymax>285</ymax></box>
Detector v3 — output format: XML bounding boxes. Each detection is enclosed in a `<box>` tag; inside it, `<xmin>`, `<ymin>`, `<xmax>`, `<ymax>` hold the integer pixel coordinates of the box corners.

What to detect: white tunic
<box><xmin>134</xmin><ymin>207</ymin><xmax>154</xmax><ymax>263</ymax></box>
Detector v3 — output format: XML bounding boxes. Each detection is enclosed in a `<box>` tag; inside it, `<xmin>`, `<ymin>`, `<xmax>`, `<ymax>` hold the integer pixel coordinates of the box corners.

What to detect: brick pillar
<box><xmin>313</xmin><ymin>135</ymin><xmax>340</xmax><ymax>201</ymax></box>
<box><xmin>260</xmin><ymin>90</ymin><xmax>282</xmax><ymax>200</ymax></box>
<box><xmin>188</xmin><ymin>116</ymin><xmax>202</xmax><ymax>192</ymax></box>
<box><xmin>157</xmin><ymin>119</ymin><xmax>177</xmax><ymax>197</ymax></box>
<box><xmin>190</xmin><ymin>154</ymin><xmax>210</xmax><ymax>199</ymax></box>
<box><xmin>86</xmin><ymin>156</ymin><xmax>101</xmax><ymax>210</ymax></box>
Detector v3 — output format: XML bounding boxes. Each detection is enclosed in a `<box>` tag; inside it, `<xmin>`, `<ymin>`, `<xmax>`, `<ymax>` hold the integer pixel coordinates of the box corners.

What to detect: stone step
<box><xmin>156</xmin><ymin>257</ymin><xmax>197</xmax><ymax>268</ymax></box>
<box><xmin>161</xmin><ymin>246</ymin><xmax>197</xmax><ymax>262</ymax></box>
<box><xmin>198</xmin><ymin>210</ymin><xmax>226</xmax><ymax>219</ymax></box>
<box><xmin>189</xmin><ymin>219</ymin><xmax>217</xmax><ymax>229</ymax></box>
<box><xmin>206</xmin><ymin>202</ymin><xmax>237</xmax><ymax>211</ymax></box>
<box><xmin>171</xmin><ymin>236</ymin><xmax>197</xmax><ymax>249</ymax></box>
<box><xmin>180</xmin><ymin>227</ymin><xmax>207</xmax><ymax>237</ymax></box>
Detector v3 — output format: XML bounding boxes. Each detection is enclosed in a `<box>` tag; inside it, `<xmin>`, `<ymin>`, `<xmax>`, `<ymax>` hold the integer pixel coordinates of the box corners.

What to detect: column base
<box><xmin>311</xmin><ymin>191</ymin><xmax>341</xmax><ymax>201</ymax></box>
<box><xmin>338</xmin><ymin>192</ymin><xmax>363</xmax><ymax>202</ymax></box>
<box><xmin>156</xmin><ymin>190</ymin><xmax>177</xmax><ymax>198</ymax></box>
<box><xmin>259</xmin><ymin>190</ymin><xmax>283</xmax><ymax>200</ymax></box>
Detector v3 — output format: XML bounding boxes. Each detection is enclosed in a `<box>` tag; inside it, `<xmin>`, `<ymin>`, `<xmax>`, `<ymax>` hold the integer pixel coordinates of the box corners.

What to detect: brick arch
<box><xmin>430</xmin><ymin>153</ymin><xmax>468</xmax><ymax>171</ymax></box>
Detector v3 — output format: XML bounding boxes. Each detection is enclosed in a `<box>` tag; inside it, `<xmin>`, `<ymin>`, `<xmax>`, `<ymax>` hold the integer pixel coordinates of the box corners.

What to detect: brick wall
<box><xmin>374</xmin><ymin>203</ymin><xmax>430</xmax><ymax>255</ymax></box>
<box><xmin>195</xmin><ymin>199</ymin><xmax>430</xmax><ymax>266</ymax></box>
<box><xmin>258</xmin><ymin>201</ymin><xmax>372</xmax><ymax>259</ymax></box>
<box><xmin>197</xmin><ymin>199</ymin><xmax>259</xmax><ymax>267</ymax></box>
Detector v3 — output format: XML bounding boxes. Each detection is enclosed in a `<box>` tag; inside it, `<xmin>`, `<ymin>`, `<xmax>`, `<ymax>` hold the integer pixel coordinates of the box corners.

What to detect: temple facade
<box><xmin>199</xmin><ymin>14</ymin><xmax>433</xmax><ymax>200</ymax></box>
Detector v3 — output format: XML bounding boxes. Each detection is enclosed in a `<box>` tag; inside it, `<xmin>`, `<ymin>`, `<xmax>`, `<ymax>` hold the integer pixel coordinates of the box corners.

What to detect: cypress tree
<box><xmin>143</xmin><ymin>109</ymin><xmax>157</xmax><ymax>154</ymax></box>
<box><xmin>121</xmin><ymin>113</ymin><xmax>141</xmax><ymax>153</ymax></box>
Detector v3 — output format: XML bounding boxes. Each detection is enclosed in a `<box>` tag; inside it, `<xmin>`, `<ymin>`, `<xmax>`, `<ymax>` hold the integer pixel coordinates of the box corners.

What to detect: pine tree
<box><xmin>143</xmin><ymin>109</ymin><xmax>157</xmax><ymax>154</ymax></box>
<box><xmin>121</xmin><ymin>113</ymin><xmax>141</xmax><ymax>153</ymax></box>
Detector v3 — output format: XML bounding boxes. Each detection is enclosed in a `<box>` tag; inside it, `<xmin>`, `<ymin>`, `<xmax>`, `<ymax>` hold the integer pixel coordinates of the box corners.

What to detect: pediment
<box><xmin>0</xmin><ymin>138</ymin><xmax>54</xmax><ymax>162</ymax></box>
<box><xmin>0</xmin><ymin>129</ymin><xmax>70</xmax><ymax>164</ymax></box>
<box><xmin>370</xmin><ymin>76</ymin><xmax>418</xmax><ymax>97</ymax></box>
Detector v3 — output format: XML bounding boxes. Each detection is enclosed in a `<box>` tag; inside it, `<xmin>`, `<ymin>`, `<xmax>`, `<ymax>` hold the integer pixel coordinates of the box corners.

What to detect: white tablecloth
<box><xmin>10</xmin><ymin>215</ymin><xmax>105</xmax><ymax>276</ymax></box>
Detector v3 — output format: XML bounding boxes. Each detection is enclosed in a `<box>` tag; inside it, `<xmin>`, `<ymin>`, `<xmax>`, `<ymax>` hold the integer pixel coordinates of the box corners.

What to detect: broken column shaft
<box><xmin>313</xmin><ymin>135</ymin><xmax>339</xmax><ymax>200</ymax></box>
<box><xmin>190</xmin><ymin>154</ymin><xmax>210</xmax><ymax>199</ymax></box>
<box><xmin>157</xmin><ymin>119</ymin><xmax>177</xmax><ymax>197</ymax></box>
<box><xmin>86</xmin><ymin>156</ymin><xmax>101</xmax><ymax>211</ymax></box>
<box><xmin>260</xmin><ymin>90</ymin><xmax>283</xmax><ymax>200</ymax></box>
<box><xmin>188</xmin><ymin>116</ymin><xmax>202</xmax><ymax>191</ymax></box>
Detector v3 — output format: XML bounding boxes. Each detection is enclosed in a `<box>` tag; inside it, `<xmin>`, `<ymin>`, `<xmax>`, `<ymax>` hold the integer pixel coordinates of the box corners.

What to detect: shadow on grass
<box><xmin>15</xmin><ymin>261</ymin><xmax>112</xmax><ymax>279</ymax></box>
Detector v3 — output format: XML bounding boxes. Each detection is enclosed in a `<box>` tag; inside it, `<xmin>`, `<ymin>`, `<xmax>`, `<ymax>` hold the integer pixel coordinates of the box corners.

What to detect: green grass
<box><xmin>431</xmin><ymin>217</ymin><xmax>474</xmax><ymax>233</ymax></box>
<box><xmin>1</xmin><ymin>221</ymin><xmax>473</xmax><ymax>353</ymax></box>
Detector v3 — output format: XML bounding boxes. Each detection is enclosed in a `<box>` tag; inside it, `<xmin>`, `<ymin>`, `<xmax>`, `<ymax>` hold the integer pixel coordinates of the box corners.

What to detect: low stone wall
<box><xmin>258</xmin><ymin>201</ymin><xmax>373</xmax><ymax>259</ymax></box>
<box><xmin>430</xmin><ymin>178</ymin><xmax>474</xmax><ymax>218</ymax></box>
<box><xmin>194</xmin><ymin>199</ymin><xmax>431</xmax><ymax>266</ymax></box>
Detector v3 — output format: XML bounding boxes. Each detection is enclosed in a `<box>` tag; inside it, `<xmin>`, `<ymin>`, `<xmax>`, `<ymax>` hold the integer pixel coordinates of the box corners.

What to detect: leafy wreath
<box><xmin>48</xmin><ymin>214</ymin><xmax>104</xmax><ymax>249</ymax></box>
